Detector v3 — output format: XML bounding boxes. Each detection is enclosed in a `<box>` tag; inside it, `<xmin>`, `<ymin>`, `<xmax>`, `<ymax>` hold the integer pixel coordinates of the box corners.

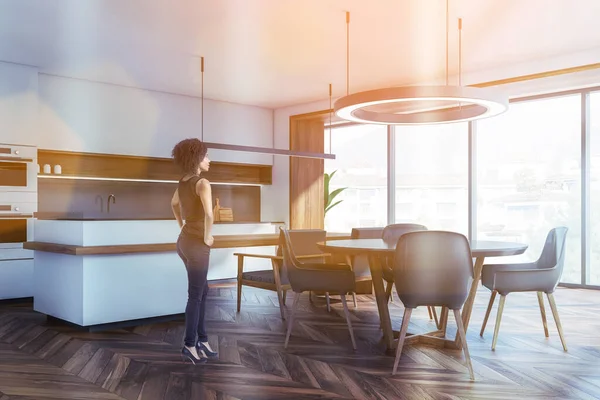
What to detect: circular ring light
<box><xmin>334</xmin><ymin>85</ymin><xmax>509</xmax><ymax>125</ymax></box>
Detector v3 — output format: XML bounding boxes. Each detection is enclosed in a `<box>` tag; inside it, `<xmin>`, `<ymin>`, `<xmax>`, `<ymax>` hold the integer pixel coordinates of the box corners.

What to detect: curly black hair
<box><xmin>171</xmin><ymin>138</ymin><xmax>208</xmax><ymax>175</ymax></box>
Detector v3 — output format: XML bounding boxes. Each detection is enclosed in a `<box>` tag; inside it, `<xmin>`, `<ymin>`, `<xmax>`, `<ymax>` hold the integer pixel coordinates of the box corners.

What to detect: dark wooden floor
<box><xmin>0</xmin><ymin>284</ymin><xmax>598</xmax><ymax>400</ymax></box>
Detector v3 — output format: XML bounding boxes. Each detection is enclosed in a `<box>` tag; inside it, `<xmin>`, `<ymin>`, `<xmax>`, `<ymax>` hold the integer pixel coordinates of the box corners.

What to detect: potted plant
<box><xmin>324</xmin><ymin>170</ymin><xmax>347</xmax><ymax>215</ymax></box>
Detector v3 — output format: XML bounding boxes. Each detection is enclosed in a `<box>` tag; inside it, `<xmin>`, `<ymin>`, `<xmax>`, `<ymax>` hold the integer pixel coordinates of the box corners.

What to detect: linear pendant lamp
<box><xmin>334</xmin><ymin>4</ymin><xmax>509</xmax><ymax>125</ymax></box>
<box><xmin>198</xmin><ymin>57</ymin><xmax>335</xmax><ymax>160</ymax></box>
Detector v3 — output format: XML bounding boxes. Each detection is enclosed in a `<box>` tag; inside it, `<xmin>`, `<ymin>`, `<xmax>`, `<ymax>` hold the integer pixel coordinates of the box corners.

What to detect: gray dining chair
<box><xmin>479</xmin><ymin>227</ymin><xmax>569</xmax><ymax>352</ymax></box>
<box><xmin>392</xmin><ymin>231</ymin><xmax>474</xmax><ymax>380</ymax></box>
<box><xmin>347</xmin><ymin>227</ymin><xmax>382</xmax><ymax>308</ymax></box>
<box><xmin>382</xmin><ymin>224</ymin><xmax>439</xmax><ymax>325</ymax></box>
<box><xmin>280</xmin><ymin>227</ymin><xmax>357</xmax><ymax>350</ymax></box>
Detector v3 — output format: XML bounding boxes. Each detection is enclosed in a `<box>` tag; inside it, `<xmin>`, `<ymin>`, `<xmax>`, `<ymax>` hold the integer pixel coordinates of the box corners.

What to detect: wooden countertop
<box><xmin>23</xmin><ymin>232</ymin><xmax>351</xmax><ymax>255</ymax></box>
<box><xmin>34</xmin><ymin>212</ymin><xmax>284</xmax><ymax>223</ymax></box>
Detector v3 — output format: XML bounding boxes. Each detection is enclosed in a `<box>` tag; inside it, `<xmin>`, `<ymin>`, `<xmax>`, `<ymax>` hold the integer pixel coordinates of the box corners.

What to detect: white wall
<box><xmin>0</xmin><ymin>61</ymin><xmax>38</xmax><ymax>145</ymax></box>
<box><xmin>0</xmin><ymin>63</ymin><xmax>275</xmax><ymax>165</ymax></box>
<box><xmin>36</xmin><ymin>74</ymin><xmax>274</xmax><ymax>165</ymax></box>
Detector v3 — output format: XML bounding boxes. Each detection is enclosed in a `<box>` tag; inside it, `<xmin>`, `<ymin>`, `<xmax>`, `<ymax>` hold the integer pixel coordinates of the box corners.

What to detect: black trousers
<box><xmin>176</xmin><ymin>232</ymin><xmax>211</xmax><ymax>347</ymax></box>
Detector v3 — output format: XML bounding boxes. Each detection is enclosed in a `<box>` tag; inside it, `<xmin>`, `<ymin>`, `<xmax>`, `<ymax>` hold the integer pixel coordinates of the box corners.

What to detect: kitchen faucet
<box><xmin>95</xmin><ymin>195</ymin><xmax>104</xmax><ymax>213</ymax></box>
<box><xmin>107</xmin><ymin>194</ymin><xmax>116</xmax><ymax>213</ymax></box>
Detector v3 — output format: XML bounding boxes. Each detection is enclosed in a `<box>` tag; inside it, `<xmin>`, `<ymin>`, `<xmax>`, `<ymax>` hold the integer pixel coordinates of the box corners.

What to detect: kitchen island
<box><xmin>25</xmin><ymin>214</ymin><xmax>349</xmax><ymax>329</ymax></box>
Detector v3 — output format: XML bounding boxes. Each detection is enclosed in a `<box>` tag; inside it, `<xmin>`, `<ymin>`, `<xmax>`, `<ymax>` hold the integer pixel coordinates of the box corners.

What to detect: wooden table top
<box><xmin>319</xmin><ymin>238</ymin><xmax>528</xmax><ymax>258</ymax></box>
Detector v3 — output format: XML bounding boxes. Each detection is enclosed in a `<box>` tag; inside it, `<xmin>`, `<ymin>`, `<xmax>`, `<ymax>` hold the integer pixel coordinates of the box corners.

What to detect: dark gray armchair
<box><xmin>479</xmin><ymin>227</ymin><xmax>568</xmax><ymax>352</ymax></box>
<box><xmin>280</xmin><ymin>227</ymin><xmax>357</xmax><ymax>350</ymax></box>
<box><xmin>392</xmin><ymin>231</ymin><xmax>474</xmax><ymax>380</ymax></box>
<box><xmin>234</xmin><ymin>229</ymin><xmax>329</xmax><ymax>320</ymax></box>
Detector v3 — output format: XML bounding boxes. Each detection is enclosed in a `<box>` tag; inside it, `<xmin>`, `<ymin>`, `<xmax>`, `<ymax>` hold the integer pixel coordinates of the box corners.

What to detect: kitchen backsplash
<box><xmin>38</xmin><ymin>178</ymin><xmax>261</xmax><ymax>221</ymax></box>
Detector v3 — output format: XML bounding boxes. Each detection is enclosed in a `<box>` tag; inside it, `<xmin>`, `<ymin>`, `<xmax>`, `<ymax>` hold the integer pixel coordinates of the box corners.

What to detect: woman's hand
<box><xmin>204</xmin><ymin>235</ymin><xmax>214</xmax><ymax>247</ymax></box>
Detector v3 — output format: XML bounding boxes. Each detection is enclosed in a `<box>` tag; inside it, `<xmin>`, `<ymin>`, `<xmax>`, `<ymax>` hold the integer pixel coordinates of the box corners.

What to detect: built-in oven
<box><xmin>0</xmin><ymin>191</ymin><xmax>36</xmax><ymax>259</ymax></box>
<box><xmin>0</xmin><ymin>193</ymin><xmax>35</xmax><ymax>300</ymax></box>
<box><xmin>0</xmin><ymin>143</ymin><xmax>37</xmax><ymax>192</ymax></box>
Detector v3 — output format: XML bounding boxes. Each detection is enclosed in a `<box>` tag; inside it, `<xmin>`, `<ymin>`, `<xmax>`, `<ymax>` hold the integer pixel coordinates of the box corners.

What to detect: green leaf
<box><xmin>329</xmin><ymin>187</ymin><xmax>346</xmax><ymax>201</ymax></box>
<box><xmin>323</xmin><ymin>170</ymin><xmax>345</xmax><ymax>215</ymax></box>
<box><xmin>325</xmin><ymin>200</ymin><xmax>343</xmax><ymax>214</ymax></box>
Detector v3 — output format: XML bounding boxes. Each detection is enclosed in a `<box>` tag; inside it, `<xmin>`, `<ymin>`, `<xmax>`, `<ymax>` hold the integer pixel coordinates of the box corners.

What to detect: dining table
<box><xmin>318</xmin><ymin>238</ymin><xmax>528</xmax><ymax>351</ymax></box>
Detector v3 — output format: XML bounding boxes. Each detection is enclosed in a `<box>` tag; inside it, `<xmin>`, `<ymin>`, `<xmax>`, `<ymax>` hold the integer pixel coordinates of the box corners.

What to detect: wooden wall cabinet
<box><xmin>37</xmin><ymin>149</ymin><xmax>272</xmax><ymax>185</ymax></box>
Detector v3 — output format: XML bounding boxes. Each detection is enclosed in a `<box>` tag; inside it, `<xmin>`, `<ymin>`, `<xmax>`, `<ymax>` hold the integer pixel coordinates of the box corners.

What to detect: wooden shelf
<box><xmin>37</xmin><ymin>149</ymin><xmax>272</xmax><ymax>185</ymax></box>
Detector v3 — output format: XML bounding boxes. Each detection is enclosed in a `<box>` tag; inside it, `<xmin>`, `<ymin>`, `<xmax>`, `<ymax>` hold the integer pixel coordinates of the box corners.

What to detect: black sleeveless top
<box><xmin>178</xmin><ymin>175</ymin><xmax>206</xmax><ymax>238</ymax></box>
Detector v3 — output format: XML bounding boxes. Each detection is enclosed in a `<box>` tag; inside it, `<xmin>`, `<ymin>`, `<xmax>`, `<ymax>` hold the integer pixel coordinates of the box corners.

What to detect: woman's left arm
<box><xmin>171</xmin><ymin>189</ymin><xmax>183</xmax><ymax>229</ymax></box>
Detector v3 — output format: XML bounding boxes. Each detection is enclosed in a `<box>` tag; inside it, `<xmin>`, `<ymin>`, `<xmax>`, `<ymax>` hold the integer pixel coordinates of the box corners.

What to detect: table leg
<box><xmin>452</xmin><ymin>256</ymin><xmax>485</xmax><ymax>349</ymax></box>
<box><xmin>368</xmin><ymin>255</ymin><xmax>394</xmax><ymax>350</ymax></box>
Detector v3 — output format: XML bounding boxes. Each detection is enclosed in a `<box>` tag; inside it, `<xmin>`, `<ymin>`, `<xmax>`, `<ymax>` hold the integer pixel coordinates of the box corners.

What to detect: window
<box><xmin>476</xmin><ymin>95</ymin><xmax>582</xmax><ymax>283</ymax></box>
<box><xmin>394</xmin><ymin>123</ymin><xmax>468</xmax><ymax>235</ymax></box>
<box><xmin>324</xmin><ymin>124</ymin><xmax>387</xmax><ymax>232</ymax></box>
<box><xmin>589</xmin><ymin>91</ymin><xmax>600</xmax><ymax>285</ymax></box>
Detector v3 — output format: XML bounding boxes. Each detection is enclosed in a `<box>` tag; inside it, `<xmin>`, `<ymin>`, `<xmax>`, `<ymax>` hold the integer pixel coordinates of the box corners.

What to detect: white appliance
<box><xmin>0</xmin><ymin>143</ymin><xmax>37</xmax><ymax>300</ymax></box>
<box><xmin>0</xmin><ymin>143</ymin><xmax>37</xmax><ymax>192</ymax></box>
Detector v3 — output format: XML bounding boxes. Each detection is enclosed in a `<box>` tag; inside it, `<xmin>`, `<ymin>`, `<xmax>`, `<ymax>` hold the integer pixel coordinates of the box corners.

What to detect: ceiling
<box><xmin>1</xmin><ymin>0</ymin><xmax>600</xmax><ymax>109</ymax></box>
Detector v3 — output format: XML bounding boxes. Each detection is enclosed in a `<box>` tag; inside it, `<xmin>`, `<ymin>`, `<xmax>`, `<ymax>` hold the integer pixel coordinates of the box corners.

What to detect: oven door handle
<box><xmin>0</xmin><ymin>156</ymin><xmax>34</xmax><ymax>163</ymax></box>
<box><xmin>0</xmin><ymin>213</ymin><xmax>34</xmax><ymax>219</ymax></box>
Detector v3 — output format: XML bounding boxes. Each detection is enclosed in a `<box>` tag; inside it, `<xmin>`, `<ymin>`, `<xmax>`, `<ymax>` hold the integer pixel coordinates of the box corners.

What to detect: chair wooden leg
<box><xmin>392</xmin><ymin>308</ymin><xmax>412</xmax><ymax>375</ymax></box>
<box><xmin>340</xmin><ymin>294</ymin><xmax>357</xmax><ymax>350</ymax></box>
<box><xmin>491</xmin><ymin>295</ymin><xmax>506</xmax><ymax>351</ymax></box>
<box><xmin>352</xmin><ymin>293</ymin><xmax>358</xmax><ymax>309</ymax></box>
<box><xmin>385</xmin><ymin>281</ymin><xmax>394</xmax><ymax>303</ymax></box>
<box><xmin>427</xmin><ymin>306</ymin><xmax>433</xmax><ymax>319</ymax></box>
<box><xmin>546</xmin><ymin>292</ymin><xmax>568</xmax><ymax>351</ymax></box>
<box><xmin>284</xmin><ymin>292</ymin><xmax>302</xmax><ymax>349</ymax></box>
<box><xmin>282</xmin><ymin>289</ymin><xmax>287</xmax><ymax>305</ymax></box>
<box><xmin>480</xmin><ymin>290</ymin><xmax>497</xmax><ymax>337</ymax></box>
<box><xmin>429</xmin><ymin>307</ymin><xmax>440</xmax><ymax>329</ymax></box>
<box><xmin>326</xmin><ymin>292</ymin><xmax>331</xmax><ymax>312</ymax></box>
<box><xmin>537</xmin><ymin>291</ymin><xmax>549</xmax><ymax>338</ymax></box>
<box><xmin>275</xmin><ymin>289</ymin><xmax>286</xmax><ymax>320</ymax></box>
<box><xmin>236</xmin><ymin>255</ymin><xmax>244</xmax><ymax>314</ymax></box>
<box><xmin>453</xmin><ymin>309</ymin><xmax>475</xmax><ymax>381</ymax></box>
<box><xmin>236</xmin><ymin>281</ymin><xmax>242</xmax><ymax>313</ymax></box>
<box><xmin>271</xmin><ymin>259</ymin><xmax>286</xmax><ymax>320</ymax></box>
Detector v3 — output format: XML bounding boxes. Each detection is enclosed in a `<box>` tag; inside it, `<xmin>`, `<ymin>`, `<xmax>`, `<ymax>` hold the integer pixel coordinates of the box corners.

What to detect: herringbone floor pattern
<box><xmin>0</xmin><ymin>285</ymin><xmax>598</xmax><ymax>399</ymax></box>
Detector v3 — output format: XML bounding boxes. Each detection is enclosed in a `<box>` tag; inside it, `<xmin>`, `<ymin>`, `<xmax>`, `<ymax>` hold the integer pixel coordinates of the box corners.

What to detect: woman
<box><xmin>171</xmin><ymin>138</ymin><xmax>218</xmax><ymax>364</ymax></box>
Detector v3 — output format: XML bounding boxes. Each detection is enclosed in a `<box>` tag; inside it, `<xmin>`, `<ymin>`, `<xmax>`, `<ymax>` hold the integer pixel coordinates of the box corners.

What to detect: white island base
<box><xmin>31</xmin><ymin>219</ymin><xmax>283</xmax><ymax>328</ymax></box>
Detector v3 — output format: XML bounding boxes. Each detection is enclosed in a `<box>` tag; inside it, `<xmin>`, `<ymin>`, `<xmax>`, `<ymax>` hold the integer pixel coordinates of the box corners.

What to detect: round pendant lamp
<box><xmin>334</xmin><ymin>4</ymin><xmax>508</xmax><ymax>125</ymax></box>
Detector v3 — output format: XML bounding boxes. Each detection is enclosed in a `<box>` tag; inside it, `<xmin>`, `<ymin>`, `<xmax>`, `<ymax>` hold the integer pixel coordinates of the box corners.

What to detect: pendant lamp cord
<box><xmin>329</xmin><ymin>83</ymin><xmax>332</xmax><ymax>153</ymax></box>
<box><xmin>201</xmin><ymin>56</ymin><xmax>204</xmax><ymax>141</ymax></box>
<box><xmin>445</xmin><ymin>0</ymin><xmax>449</xmax><ymax>86</ymax></box>
<box><xmin>458</xmin><ymin>18</ymin><xmax>462</xmax><ymax>87</ymax></box>
<box><xmin>346</xmin><ymin>11</ymin><xmax>350</xmax><ymax>96</ymax></box>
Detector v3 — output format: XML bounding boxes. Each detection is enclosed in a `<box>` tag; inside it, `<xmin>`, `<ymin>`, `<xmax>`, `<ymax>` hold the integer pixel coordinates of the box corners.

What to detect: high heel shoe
<box><xmin>197</xmin><ymin>341</ymin><xmax>218</xmax><ymax>358</ymax></box>
<box><xmin>181</xmin><ymin>346</ymin><xmax>207</xmax><ymax>364</ymax></box>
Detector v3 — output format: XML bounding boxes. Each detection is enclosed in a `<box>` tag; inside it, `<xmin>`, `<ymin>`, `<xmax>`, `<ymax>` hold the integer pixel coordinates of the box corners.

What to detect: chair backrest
<box><xmin>536</xmin><ymin>226</ymin><xmax>569</xmax><ymax>287</ymax></box>
<box><xmin>351</xmin><ymin>227</ymin><xmax>384</xmax><ymax>239</ymax></box>
<box><xmin>394</xmin><ymin>231</ymin><xmax>473</xmax><ymax>309</ymax></box>
<box><xmin>276</xmin><ymin>229</ymin><xmax>326</xmax><ymax>257</ymax></box>
<box><xmin>381</xmin><ymin>223</ymin><xmax>428</xmax><ymax>271</ymax></box>
<box><xmin>277</xmin><ymin>229</ymin><xmax>327</xmax><ymax>281</ymax></box>
<box><xmin>350</xmin><ymin>227</ymin><xmax>384</xmax><ymax>278</ymax></box>
<box><xmin>279</xmin><ymin>227</ymin><xmax>314</xmax><ymax>289</ymax></box>
<box><xmin>382</xmin><ymin>223</ymin><xmax>428</xmax><ymax>244</ymax></box>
